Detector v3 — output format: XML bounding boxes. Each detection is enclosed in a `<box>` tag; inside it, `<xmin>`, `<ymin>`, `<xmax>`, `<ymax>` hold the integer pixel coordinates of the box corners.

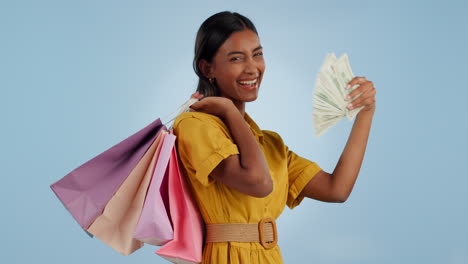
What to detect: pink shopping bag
<box><xmin>156</xmin><ymin>133</ymin><xmax>203</xmax><ymax>263</ymax></box>
<box><xmin>50</xmin><ymin>119</ymin><xmax>163</xmax><ymax>229</ymax></box>
<box><xmin>86</xmin><ymin>131</ymin><xmax>165</xmax><ymax>255</ymax></box>
<box><xmin>133</xmin><ymin>131</ymin><xmax>175</xmax><ymax>246</ymax></box>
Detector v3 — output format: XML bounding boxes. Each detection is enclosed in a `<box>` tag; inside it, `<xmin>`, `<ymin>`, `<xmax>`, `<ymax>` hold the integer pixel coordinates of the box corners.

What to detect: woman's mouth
<box><xmin>237</xmin><ymin>78</ymin><xmax>258</xmax><ymax>91</ymax></box>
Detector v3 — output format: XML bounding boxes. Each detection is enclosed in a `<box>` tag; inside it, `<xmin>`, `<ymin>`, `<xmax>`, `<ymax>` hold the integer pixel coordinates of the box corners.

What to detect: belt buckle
<box><xmin>258</xmin><ymin>217</ymin><xmax>278</xmax><ymax>249</ymax></box>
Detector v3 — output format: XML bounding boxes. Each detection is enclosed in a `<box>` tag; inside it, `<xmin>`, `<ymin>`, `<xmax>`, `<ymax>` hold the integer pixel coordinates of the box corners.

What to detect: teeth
<box><xmin>239</xmin><ymin>79</ymin><xmax>257</xmax><ymax>85</ymax></box>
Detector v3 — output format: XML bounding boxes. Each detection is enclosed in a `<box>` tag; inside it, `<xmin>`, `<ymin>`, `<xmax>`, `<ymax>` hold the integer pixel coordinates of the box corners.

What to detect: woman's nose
<box><xmin>244</xmin><ymin>59</ymin><xmax>258</xmax><ymax>74</ymax></box>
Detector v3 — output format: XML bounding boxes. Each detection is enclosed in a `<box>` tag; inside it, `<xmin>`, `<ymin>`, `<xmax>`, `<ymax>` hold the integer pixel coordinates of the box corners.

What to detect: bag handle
<box><xmin>163</xmin><ymin>97</ymin><xmax>199</xmax><ymax>128</ymax></box>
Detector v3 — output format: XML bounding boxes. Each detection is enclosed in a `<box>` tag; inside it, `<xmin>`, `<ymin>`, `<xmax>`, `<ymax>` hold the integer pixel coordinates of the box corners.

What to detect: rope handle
<box><xmin>163</xmin><ymin>97</ymin><xmax>199</xmax><ymax>128</ymax></box>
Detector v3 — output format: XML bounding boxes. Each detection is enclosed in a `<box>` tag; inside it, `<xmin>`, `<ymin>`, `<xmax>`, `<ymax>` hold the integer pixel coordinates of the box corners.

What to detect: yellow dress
<box><xmin>173</xmin><ymin>112</ymin><xmax>322</xmax><ymax>264</ymax></box>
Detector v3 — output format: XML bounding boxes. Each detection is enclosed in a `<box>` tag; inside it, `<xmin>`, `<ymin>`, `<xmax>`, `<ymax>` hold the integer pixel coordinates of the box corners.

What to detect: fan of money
<box><xmin>312</xmin><ymin>53</ymin><xmax>364</xmax><ymax>137</ymax></box>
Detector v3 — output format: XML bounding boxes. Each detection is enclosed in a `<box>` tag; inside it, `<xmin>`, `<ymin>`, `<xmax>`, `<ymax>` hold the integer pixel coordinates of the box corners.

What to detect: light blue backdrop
<box><xmin>1</xmin><ymin>0</ymin><xmax>467</xmax><ymax>263</ymax></box>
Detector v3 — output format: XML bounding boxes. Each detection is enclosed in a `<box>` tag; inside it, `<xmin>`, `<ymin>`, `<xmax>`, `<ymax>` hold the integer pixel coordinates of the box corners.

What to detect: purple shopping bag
<box><xmin>86</xmin><ymin>131</ymin><xmax>165</xmax><ymax>255</ymax></box>
<box><xmin>51</xmin><ymin>118</ymin><xmax>164</xmax><ymax>230</ymax></box>
<box><xmin>133</xmin><ymin>131</ymin><xmax>175</xmax><ymax>246</ymax></box>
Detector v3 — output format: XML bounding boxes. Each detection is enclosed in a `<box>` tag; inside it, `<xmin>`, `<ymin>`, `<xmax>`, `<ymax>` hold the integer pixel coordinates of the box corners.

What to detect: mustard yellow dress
<box><xmin>173</xmin><ymin>112</ymin><xmax>322</xmax><ymax>264</ymax></box>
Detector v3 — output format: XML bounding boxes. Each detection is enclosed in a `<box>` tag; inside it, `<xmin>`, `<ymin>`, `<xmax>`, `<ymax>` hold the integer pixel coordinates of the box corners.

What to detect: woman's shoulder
<box><xmin>260</xmin><ymin>129</ymin><xmax>286</xmax><ymax>146</ymax></box>
<box><xmin>261</xmin><ymin>129</ymin><xmax>280</xmax><ymax>138</ymax></box>
<box><xmin>262</xmin><ymin>130</ymin><xmax>283</xmax><ymax>142</ymax></box>
<box><xmin>244</xmin><ymin>113</ymin><xmax>283</xmax><ymax>143</ymax></box>
<box><xmin>173</xmin><ymin>112</ymin><xmax>227</xmax><ymax>131</ymax></box>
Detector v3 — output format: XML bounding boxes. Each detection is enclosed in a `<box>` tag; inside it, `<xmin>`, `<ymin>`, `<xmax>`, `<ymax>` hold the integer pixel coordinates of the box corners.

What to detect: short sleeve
<box><xmin>286</xmin><ymin>148</ymin><xmax>322</xmax><ymax>209</ymax></box>
<box><xmin>173</xmin><ymin>113</ymin><xmax>240</xmax><ymax>187</ymax></box>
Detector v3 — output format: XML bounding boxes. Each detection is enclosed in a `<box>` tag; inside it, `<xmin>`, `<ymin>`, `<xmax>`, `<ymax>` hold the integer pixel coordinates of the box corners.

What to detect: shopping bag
<box><xmin>156</xmin><ymin>133</ymin><xmax>203</xmax><ymax>264</ymax></box>
<box><xmin>86</xmin><ymin>130</ymin><xmax>165</xmax><ymax>255</ymax></box>
<box><xmin>50</xmin><ymin>119</ymin><xmax>163</xmax><ymax>229</ymax></box>
<box><xmin>133</xmin><ymin>131</ymin><xmax>175</xmax><ymax>246</ymax></box>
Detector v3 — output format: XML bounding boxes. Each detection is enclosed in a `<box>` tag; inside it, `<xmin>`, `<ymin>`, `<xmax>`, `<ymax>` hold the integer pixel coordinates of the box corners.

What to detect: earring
<box><xmin>208</xmin><ymin>77</ymin><xmax>215</xmax><ymax>84</ymax></box>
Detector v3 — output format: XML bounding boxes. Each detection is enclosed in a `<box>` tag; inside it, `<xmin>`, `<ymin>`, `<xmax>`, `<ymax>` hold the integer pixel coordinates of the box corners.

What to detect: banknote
<box><xmin>312</xmin><ymin>53</ymin><xmax>364</xmax><ymax>137</ymax></box>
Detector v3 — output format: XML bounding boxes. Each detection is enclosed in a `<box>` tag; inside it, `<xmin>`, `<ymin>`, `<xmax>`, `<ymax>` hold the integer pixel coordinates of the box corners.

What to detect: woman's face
<box><xmin>209</xmin><ymin>29</ymin><xmax>265</xmax><ymax>104</ymax></box>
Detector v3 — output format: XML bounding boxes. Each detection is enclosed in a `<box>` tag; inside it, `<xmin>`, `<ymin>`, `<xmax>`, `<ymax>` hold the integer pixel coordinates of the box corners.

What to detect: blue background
<box><xmin>1</xmin><ymin>0</ymin><xmax>467</xmax><ymax>263</ymax></box>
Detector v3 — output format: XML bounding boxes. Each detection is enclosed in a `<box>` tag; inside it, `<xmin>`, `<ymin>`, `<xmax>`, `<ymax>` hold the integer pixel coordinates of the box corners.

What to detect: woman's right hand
<box><xmin>189</xmin><ymin>92</ymin><xmax>236</xmax><ymax>118</ymax></box>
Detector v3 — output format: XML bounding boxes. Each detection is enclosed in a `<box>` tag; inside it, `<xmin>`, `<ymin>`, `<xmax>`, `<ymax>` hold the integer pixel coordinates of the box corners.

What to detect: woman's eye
<box><xmin>230</xmin><ymin>57</ymin><xmax>242</xmax><ymax>61</ymax></box>
<box><xmin>254</xmin><ymin>52</ymin><xmax>263</xmax><ymax>57</ymax></box>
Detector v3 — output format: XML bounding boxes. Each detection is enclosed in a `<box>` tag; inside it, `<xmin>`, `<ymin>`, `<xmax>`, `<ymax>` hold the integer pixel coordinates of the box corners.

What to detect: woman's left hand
<box><xmin>345</xmin><ymin>76</ymin><xmax>376</xmax><ymax>112</ymax></box>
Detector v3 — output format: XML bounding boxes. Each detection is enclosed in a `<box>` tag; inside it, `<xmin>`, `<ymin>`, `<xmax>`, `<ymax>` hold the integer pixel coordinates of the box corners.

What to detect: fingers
<box><xmin>346</xmin><ymin>76</ymin><xmax>367</xmax><ymax>89</ymax></box>
<box><xmin>346</xmin><ymin>81</ymin><xmax>373</xmax><ymax>100</ymax></box>
<box><xmin>189</xmin><ymin>95</ymin><xmax>210</xmax><ymax>111</ymax></box>
<box><xmin>347</xmin><ymin>88</ymin><xmax>376</xmax><ymax>110</ymax></box>
<box><xmin>189</xmin><ymin>91</ymin><xmax>203</xmax><ymax>112</ymax></box>
<box><xmin>190</xmin><ymin>91</ymin><xmax>205</xmax><ymax>100</ymax></box>
<box><xmin>345</xmin><ymin>77</ymin><xmax>377</xmax><ymax>110</ymax></box>
<box><xmin>189</xmin><ymin>100</ymin><xmax>202</xmax><ymax>111</ymax></box>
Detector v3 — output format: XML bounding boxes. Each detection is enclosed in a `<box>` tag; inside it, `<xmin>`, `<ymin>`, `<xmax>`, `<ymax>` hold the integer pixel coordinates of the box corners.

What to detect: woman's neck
<box><xmin>232</xmin><ymin>100</ymin><xmax>245</xmax><ymax>117</ymax></box>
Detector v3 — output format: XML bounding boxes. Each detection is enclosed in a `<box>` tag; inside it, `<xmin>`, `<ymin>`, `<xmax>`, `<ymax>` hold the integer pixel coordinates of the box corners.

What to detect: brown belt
<box><xmin>205</xmin><ymin>217</ymin><xmax>278</xmax><ymax>249</ymax></box>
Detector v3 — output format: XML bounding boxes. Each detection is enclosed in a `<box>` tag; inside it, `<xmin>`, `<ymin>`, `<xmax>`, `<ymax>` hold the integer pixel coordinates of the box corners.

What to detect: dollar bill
<box><xmin>312</xmin><ymin>53</ymin><xmax>364</xmax><ymax>137</ymax></box>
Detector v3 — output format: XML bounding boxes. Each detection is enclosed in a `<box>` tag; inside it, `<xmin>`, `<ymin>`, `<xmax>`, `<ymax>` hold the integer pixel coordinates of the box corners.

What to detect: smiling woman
<box><xmin>193</xmin><ymin>12</ymin><xmax>264</xmax><ymax>103</ymax></box>
<box><xmin>173</xmin><ymin>10</ymin><xmax>376</xmax><ymax>264</ymax></box>
<box><xmin>198</xmin><ymin>29</ymin><xmax>264</xmax><ymax>115</ymax></box>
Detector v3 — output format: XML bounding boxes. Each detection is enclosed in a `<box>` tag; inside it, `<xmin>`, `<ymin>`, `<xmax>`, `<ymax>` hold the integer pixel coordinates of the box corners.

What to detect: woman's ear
<box><xmin>199</xmin><ymin>59</ymin><xmax>213</xmax><ymax>78</ymax></box>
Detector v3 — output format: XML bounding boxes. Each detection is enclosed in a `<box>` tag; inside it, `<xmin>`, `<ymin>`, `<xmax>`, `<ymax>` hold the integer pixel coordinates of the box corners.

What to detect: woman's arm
<box><xmin>300</xmin><ymin>77</ymin><xmax>376</xmax><ymax>203</ymax></box>
<box><xmin>189</xmin><ymin>94</ymin><xmax>273</xmax><ymax>197</ymax></box>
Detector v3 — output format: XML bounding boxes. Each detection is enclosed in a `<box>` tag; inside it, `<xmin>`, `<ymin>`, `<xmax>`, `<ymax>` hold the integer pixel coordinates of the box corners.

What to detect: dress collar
<box><xmin>244</xmin><ymin>112</ymin><xmax>264</xmax><ymax>143</ymax></box>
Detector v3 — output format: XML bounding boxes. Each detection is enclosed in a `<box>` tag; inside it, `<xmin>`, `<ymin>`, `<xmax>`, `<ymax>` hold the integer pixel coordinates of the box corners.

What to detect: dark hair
<box><xmin>193</xmin><ymin>11</ymin><xmax>258</xmax><ymax>97</ymax></box>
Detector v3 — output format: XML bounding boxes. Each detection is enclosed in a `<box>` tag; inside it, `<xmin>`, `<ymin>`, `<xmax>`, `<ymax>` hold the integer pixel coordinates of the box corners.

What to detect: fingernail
<box><xmin>347</xmin><ymin>103</ymin><xmax>353</xmax><ymax>109</ymax></box>
<box><xmin>346</xmin><ymin>84</ymin><xmax>351</xmax><ymax>89</ymax></box>
<box><xmin>345</xmin><ymin>95</ymin><xmax>350</xmax><ymax>100</ymax></box>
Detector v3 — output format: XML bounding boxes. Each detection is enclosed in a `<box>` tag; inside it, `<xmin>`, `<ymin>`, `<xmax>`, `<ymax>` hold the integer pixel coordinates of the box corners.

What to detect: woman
<box><xmin>173</xmin><ymin>11</ymin><xmax>376</xmax><ymax>263</ymax></box>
